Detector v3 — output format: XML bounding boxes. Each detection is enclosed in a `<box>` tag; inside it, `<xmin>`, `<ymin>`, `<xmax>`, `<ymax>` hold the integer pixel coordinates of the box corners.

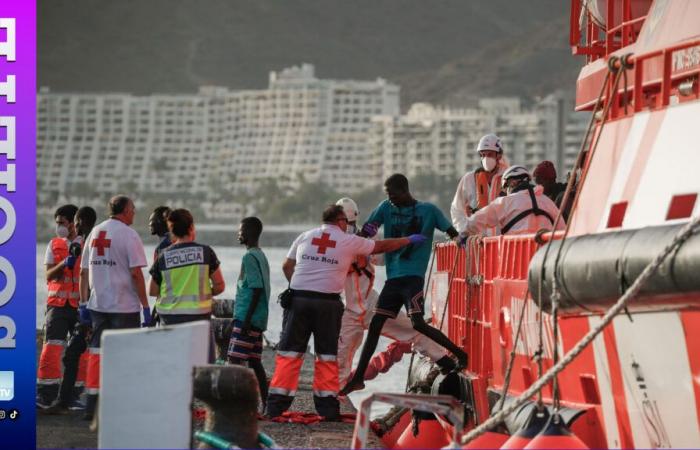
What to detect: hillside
<box><xmin>38</xmin><ymin>0</ymin><xmax>583</xmax><ymax>107</ymax></box>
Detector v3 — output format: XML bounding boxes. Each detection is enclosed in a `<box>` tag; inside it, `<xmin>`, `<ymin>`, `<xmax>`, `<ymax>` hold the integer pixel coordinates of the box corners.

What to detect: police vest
<box><xmin>156</xmin><ymin>244</ymin><xmax>213</xmax><ymax>315</ymax></box>
<box><xmin>46</xmin><ymin>237</ymin><xmax>81</xmax><ymax>308</ymax></box>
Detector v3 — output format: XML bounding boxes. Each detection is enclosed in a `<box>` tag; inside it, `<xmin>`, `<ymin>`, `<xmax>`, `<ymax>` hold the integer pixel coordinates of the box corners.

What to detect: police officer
<box><xmin>149</xmin><ymin>209</ymin><xmax>225</xmax><ymax>361</ymax></box>
<box><xmin>266</xmin><ymin>204</ymin><xmax>423</xmax><ymax>420</ymax></box>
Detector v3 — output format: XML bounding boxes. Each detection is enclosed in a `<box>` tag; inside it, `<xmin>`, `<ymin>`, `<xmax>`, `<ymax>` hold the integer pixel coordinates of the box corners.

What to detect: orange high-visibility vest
<box><xmin>46</xmin><ymin>237</ymin><xmax>81</xmax><ymax>308</ymax></box>
<box><xmin>474</xmin><ymin>170</ymin><xmax>502</xmax><ymax>211</ymax></box>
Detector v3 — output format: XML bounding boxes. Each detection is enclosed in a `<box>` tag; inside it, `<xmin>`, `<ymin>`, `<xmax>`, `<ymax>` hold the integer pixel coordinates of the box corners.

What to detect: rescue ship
<box><xmin>352</xmin><ymin>0</ymin><xmax>700</xmax><ymax>448</ymax></box>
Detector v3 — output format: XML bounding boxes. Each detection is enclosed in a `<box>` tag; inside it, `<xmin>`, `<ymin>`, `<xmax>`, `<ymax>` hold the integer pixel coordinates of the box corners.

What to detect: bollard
<box><xmin>192</xmin><ymin>365</ymin><xmax>260</xmax><ymax>449</ymax></box>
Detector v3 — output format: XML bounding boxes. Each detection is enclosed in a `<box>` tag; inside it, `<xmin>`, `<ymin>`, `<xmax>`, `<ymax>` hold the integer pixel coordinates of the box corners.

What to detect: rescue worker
<box><xmin>340</xmin><ymin>174</ymin><xmax>468</xmax><ymax>396</ymax></box>
<box><xmin>149</xmin><ymin>205</ymin><xmax>172</xmax><ymax>261</ymax></box>
<box><xmin>42</xmin><ymin>206</ymin><xmax>98</xmax><ymax>414</ymax></box>
<box><xmin>80</xmin><ymin>195</ymin><xmax>149</xmax><ymax>421</ymax></box>
<box><xmin>460</xmin><ymin>165</ymin><xmax>565</xmax><ymax>237</ymax></box>
<box><xmin>335</xmin><ymin>197</ymin><xmax>454</xmax><ymax>387</ymax></box>
<box><xmin>533</xmin><ymin>161</ymin><xmax>566</xmax><ymax>204</ymax></box>
<box><xmin>450</xmin><ymin>133</ymin><xmax>509</xmax><ymax>234</ymax></box>
<box><xmin>266</xmin><ymin>204</ymin><xmax>422</xmax><ymax>420</ymax></box>
<box><xmin>37</xmin><ymin>204</ymin><xmax>82</xmax><ymax>410</ymax></box>
<box><xmin>149</xmin><ymin>208</ymin><xmax>225</xmax><ymax>361</ymax></box>
<box><xmin>228</xmin><ymin>217</ymin><xmax>270</xmax><ymax>411</ymax></box>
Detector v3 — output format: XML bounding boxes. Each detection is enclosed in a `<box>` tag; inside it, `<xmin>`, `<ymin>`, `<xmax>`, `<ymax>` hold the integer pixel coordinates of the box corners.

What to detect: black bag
<box><xmin>278</xmin><ymin>287</ymin><xmax>293</xmax><ymax>309</ymax></box>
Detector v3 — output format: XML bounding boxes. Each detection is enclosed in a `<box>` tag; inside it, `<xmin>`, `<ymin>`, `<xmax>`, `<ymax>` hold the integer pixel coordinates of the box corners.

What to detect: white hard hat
<box><xmin>501</xmin><ymin>165</ymin><xmax>531</xmax><ymax>188</ymax></box>
<box><xmin>336</xmin><ymin>197</ymin><xmax>359</xmax><ymax>222</ymax></box>
<box><xmin>476</xmin><ymin>134</ymin><xmax>503</xmax><ymax>154</ymax></box>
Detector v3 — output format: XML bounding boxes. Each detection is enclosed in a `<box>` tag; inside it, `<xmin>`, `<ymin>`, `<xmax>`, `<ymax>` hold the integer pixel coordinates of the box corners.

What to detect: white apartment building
<box><xmin>215</xmin><ymin>64</ymin><xmax>399</xmax><ymax>193</ymax></box>
<box><xmin>37</xmin><ymin>89</ymin><xmax>215</xmax><ymax>195</ymax></box>
<box><xmin>37</xmin><ymin>64</ymin><xmax>399</xmax><ymax>198</ymax></box>
<box><xmin>371</xmin><ymin>93</ymin><xmax>587</xmax><ymax>183</ymax></box>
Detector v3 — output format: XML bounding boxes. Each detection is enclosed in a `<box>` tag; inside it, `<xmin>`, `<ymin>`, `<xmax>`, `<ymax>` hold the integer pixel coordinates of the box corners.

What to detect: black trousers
<box><xmin>39</xmin><ymin>305</ymin><xmax>85</xmax><ymax>404</ymax></box>
<box><xmin>267</xmin><ymin>294</ymin><xmax>344</xmax><ymax>419</ymax></box>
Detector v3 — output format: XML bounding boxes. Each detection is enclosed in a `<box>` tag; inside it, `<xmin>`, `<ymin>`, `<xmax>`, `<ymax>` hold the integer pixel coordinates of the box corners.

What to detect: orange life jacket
<box><xmin>46</xmin><ymin>237</ymin><xmax>81</xmax><ymax>308</ymax></box>
<box><xmin>474</xmin><ymin>169</ymin><xmax>502</xmax><ymax>211</ymax></box>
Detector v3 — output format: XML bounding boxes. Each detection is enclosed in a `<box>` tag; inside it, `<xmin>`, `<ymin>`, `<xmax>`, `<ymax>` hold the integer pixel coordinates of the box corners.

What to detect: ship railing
<box><xmin>584</xmin><ymin>36</ymin><xmax>700</xmax><ymax>118</ymax></box>
<box><xmin>570</xmin><ymin>0</ymin><xmax>651</xmax><ymax>63</ymax></box>
<box><xmin>350</xmin><ymin>392</ymin><xmax>464</xmax><ymax>449</ymax></box>
<box><xmin>432</xmin><ymin>232</ymin><xmax>561</xmax><ymax>380</ymax></box>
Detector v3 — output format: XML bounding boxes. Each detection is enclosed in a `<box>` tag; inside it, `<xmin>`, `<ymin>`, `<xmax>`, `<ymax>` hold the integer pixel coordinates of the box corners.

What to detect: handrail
<box><xmin>570</xmin><ymin>0</ymin><xmax>650</xmax><ymax>63</ymax></box>
<box><xmin>351</xmin><ymin>393</ymin><xmax>465</xmax><ymax>449</ymax></box>
<box><xmin>576</xmin><ymin>37</ymin><xmax>700</xmax><ymax>115</ymax></box>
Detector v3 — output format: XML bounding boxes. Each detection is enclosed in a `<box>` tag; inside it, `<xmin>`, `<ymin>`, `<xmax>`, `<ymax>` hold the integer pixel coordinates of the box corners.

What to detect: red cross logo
<box><xmin>311</xmin><ymin>232</ymin><xmax>336</xmax><ymax>255</ymax></box>
<box><xmin>91</xmin><ymin>231</ymin><xmax>111</xmax><ymax>256</ymax></box>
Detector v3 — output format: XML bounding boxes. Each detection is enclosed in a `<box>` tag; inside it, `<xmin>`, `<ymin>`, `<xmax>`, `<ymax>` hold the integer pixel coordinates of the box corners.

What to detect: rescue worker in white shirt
<box><xmin>266</xmin><ymin>204</ymin><xmax>425</xmax><ymax>420</ymax></box>
<box><xmin>37</xmin><ymin>204</ymin><xmax>82</xmax><ymax>409</ymax></box>
<box><xmin>460</xmin><ymin>165</ymin><xmax>565</xmax><ymax>237</ymax></box>
<box><xmin>335</xmin><ymin>197</ymin><xmax>454</xmax><ymax>387</ymax></box>
<box><xmin>79</xmin><ymin>195</ymin><xmax>150</xmax><ymax>421</ymax></box>
<box><xmin>450</xmin><ymin>133</ymin><xmax>510</xmax><ymax>234</ymax></box>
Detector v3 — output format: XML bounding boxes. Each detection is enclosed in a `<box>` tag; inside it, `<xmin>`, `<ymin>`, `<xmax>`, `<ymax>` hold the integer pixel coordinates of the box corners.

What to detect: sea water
<box><xmin>35</xmin><ymin>242</ymin><xmax>412</xmax><ymax>416</ymax></box>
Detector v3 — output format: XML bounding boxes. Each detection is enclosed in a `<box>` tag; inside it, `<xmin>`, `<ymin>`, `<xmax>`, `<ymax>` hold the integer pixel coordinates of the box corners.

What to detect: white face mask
<box><xmin>55</xmin><ymin>224</ymin><xmax>69</xmax><ymax>238</ymax></box>
<box><xmin>481</xmin><ymin>156</ymin><xmax>497</xmax><ymax>172</ymax></box>
<box><xmin>346</xmin><ymin>224</ymin><xmax>357</xmax><ymax>235</ymax></box>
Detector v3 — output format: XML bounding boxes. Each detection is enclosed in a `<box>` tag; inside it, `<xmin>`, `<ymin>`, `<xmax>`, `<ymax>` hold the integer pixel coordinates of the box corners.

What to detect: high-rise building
<box><xmin>36</xmin><ymin>64</ymin><xmax>399</xmax><ymax>198</ymax></box>
<box><xmin>370</xmin><ymin>93</ymin><xmax>588</xmax><ymax>183</ymax></box>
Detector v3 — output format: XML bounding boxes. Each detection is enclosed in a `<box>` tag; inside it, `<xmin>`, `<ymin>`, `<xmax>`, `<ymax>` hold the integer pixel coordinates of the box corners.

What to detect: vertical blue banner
<box><xmin>0</xmin><ymin>1</ymin><xmax>36</xmax><ymax>449</ymax></box>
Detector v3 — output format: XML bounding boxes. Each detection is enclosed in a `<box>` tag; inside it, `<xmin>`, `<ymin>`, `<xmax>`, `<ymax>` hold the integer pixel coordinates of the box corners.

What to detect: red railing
<box><xmin>433</xmin><ymin>234</ymin><xmax>556</xmax><ymax>382</ymax></box>
<box><xmin>570</xmin><ymin>0</ymin><xmax>652</xmax><ymax>63</ymax></box>
<box><xmin>589</xmin><ymin>37</ymin><xmax>700</xmax><ymax>118</ymax></box>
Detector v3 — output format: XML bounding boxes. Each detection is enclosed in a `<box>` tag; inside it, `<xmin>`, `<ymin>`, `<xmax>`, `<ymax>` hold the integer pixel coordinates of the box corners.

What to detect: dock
<box><xmin>36</xmin><ymin>331</ymin><xmax>381</xmax><ymax>448</ymax></box>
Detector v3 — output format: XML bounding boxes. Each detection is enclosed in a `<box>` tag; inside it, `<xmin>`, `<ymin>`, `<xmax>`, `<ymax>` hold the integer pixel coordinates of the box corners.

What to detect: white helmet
<box><xmin>336</xmin><ymin>197</ymin><xmax>359</xmax><ymax>222</ymax></box>
<box><xmin>476</xmin><ymin>134</ymin><xmax>503</xmax><ymax>154</ymax></box>
<box><xmin>501</xmin><ymin>165</ymin><xmax>531</xmax><ymax>188</ymax></box>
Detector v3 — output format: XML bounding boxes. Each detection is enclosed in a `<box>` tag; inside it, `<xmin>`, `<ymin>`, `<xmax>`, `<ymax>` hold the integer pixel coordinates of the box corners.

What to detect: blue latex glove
<box><xmin>78</xmin><ymin>304</ymin><xmax>91</xmax><ymax>325</ymax></box>
<box><xmin>64</xmin><ymin>255</ymin><xmax>77</xmax><ymax>269</ymax></box>
<box><xmin>361</xmin><ymin>222</ymin><xmax>379</xmax><ymax>238</ymax></box>
<box><xmin>455</xmin><ymin>232</ymin><xmax>468</xmax><ymax>246</ymax></box>
<box><xmin>142</xmin><ymin>306</ymin><xmax>152</xmax><ymax>327</ymax></box>
<box><xmin>408</xmin><ymin>234</ymin><xmax>427</xmax><ymax>245</ymax></box>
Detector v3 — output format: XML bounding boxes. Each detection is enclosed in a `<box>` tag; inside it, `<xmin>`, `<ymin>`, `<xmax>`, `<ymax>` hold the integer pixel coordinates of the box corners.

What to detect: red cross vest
<box><xmin>46</xmin><ymin>237</ymin><xmax>81</xmax><ymax>308</ymax></box>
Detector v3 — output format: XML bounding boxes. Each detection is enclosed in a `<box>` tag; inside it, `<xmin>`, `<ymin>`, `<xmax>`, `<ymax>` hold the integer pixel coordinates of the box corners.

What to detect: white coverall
<box><xmin>450</xmin><ymin>162</ymin><xmax>508</xmax><ymax>234</ymax></box>
<box><xmin>337</xmin><ymin>254</ymin><xmax>447</xmax><ymax>384</ymax></box>
<box><xmin>463</xmin><ymin>185</ymin><xmax>565</xmax><ymax>236</ymax></box>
